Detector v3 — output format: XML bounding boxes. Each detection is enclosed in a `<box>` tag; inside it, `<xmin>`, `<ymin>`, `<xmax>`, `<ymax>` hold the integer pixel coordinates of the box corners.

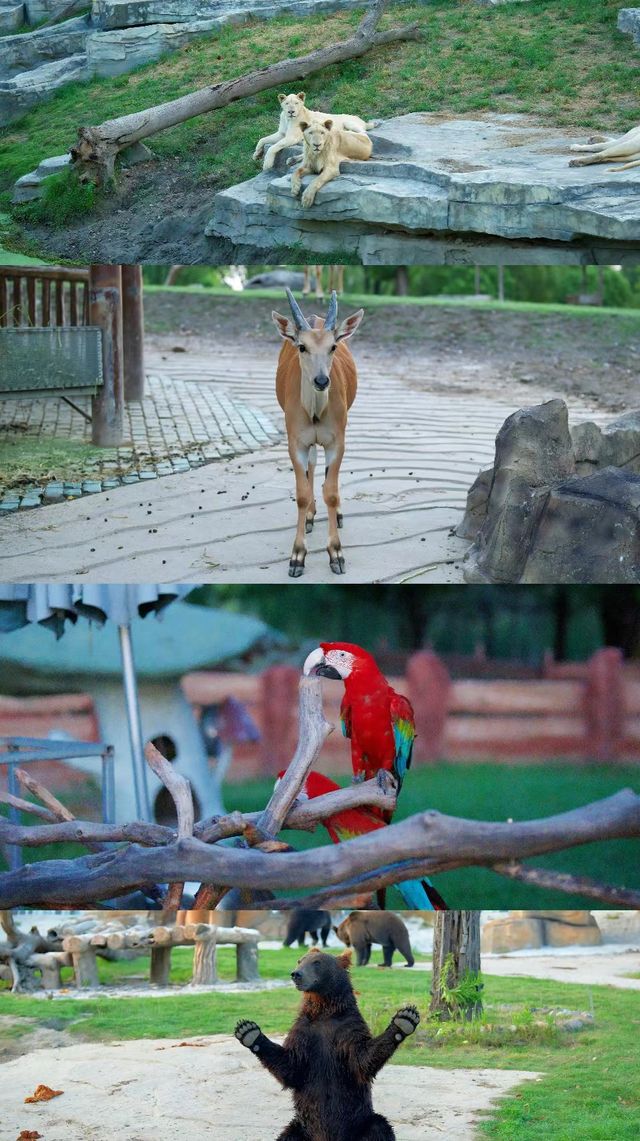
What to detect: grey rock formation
<box><xmin>0</xmin><ymin>16</ymin><xmax>88</xmax><ymax>72</ymax></box>
<box><xmin>92</xmin><ymin>0</ymin><xmax>365</xmax><ymax>30</ymax></box>
<box><xmin>208</xmin><ymin>114</ymin><xmax>640</xmax><ymax>258</ymax></box>
<box><xmin>461</xmin><ymin>400</ymin><xmax>640</xmax><ymax>583</ymax></box>
<box><xmin>24</xmin><ymin>0</ymin><xmax>71</xmax><ymax>20</ymax></box>
<box><xmin>12</xmin><ymin>153</ymin><xmax>71</xmax><ymax>203</ymax></box>
<box><xmin>618</xmin><ymin>8</ymin><xmax>640</xmax><ymax>45</ymax></box>
<box><xmin>0</xmin><ymin>3</ymin><xmax>25</xmax><ymax>32</ymax></box>
<box><xmin>0</xmin><ymin>53</ymin><xmax>89</xmax><ymax>125</ymax></box>
<box><xmin>87</xmin><ymin>18</ymin><xmax>225</xmax><ymax>76</ymax></box>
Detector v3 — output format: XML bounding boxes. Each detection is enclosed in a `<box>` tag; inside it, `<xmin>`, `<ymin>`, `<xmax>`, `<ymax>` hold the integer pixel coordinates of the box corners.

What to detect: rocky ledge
<box><xmin>459</xmin><ymin>401</ymin><xmax>640</xmax><ymax>584</ymax></box>
<box><xmin>207</xmin><ymin>113</ymin><xmax>640</xmax><ymax>261</ymax></box>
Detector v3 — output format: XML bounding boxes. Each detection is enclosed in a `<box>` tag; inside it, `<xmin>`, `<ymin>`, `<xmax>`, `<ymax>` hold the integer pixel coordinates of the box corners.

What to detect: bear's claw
<box><xmin>235</xmin><ymin>1019</ymin><xmax>262</xmax><ymax>1050</ymax></box>
<box><xmin>392</xmin><ymin>1005</ymin><xmax>420</xmax><ymax>1039</ymax></box>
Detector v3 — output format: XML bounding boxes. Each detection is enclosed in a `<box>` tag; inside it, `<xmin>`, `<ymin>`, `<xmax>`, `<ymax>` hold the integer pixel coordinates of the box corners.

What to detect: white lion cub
<box><xmin>291</xmin><ymin>118</ymin><xmax>373</xmax><ymax>208</ymax></box>
<box><xmin>253</xmin><ymin>92</ymin><xmax>371</xmax><ymax>172</ymax></box>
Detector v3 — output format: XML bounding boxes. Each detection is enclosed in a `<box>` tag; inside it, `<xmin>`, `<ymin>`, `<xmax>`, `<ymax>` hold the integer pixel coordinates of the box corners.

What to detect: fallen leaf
<box><xmin>18</xmin><ymin>1131</ymin><xmax>42</xmax><ymax>1140</ymax></box>
<box><xmin>171</xmin><ymin>1041</ymin><xmax>208</xmax><ymax>1048</ymax></box>
<box><xmin>24</xmin><ymin>1084</ymin><xmax>64</xmax><ymax>1103</ymax></box>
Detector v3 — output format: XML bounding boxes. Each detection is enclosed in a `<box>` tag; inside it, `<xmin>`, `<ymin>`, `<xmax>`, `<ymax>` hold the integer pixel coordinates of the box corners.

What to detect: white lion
<box><xmin>253</xmin><ymin>92</ymin><xmax>373</xmax><ymax>172</ymax></box>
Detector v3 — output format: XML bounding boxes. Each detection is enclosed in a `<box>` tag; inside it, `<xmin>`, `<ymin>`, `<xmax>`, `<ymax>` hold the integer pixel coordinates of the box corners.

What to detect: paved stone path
<box><xmin>1</xmin><ymin>1033</ymin><xmax>541</xmax><ymax>1141</ymax></box>
<box><xmin>0</xmin><ymin>346</ymin><xmax>610</xmax><ymax>583</ymax></box>
<box><xmin>0</xmin><ymin>372</ymin><xmax>279</xmax><ymax>511</ymax></box>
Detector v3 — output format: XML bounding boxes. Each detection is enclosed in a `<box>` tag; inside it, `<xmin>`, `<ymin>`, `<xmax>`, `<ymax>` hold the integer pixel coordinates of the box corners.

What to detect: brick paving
<box><xmin>0</xmin><ymin>374</ymin><xmax>280</xmax><ymax>511</ymax></box>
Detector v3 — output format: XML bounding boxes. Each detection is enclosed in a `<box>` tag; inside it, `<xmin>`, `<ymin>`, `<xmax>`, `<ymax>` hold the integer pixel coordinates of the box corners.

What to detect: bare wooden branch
<box><xmin>144</xmin><ymin>740</ymin><xmax>194</xmax><ymax>910</ymax></box>
<box><xmin>258</xmin><ymin>677</ymin><xmax>334</xmax><ymax>837</ymax></box>
<box><xmin>491</xmin><ymin>861</ymin><xmax>640</xmax><ymax>908</ymax></box>
<box><xmin>0</xmin><ymin>791</ymin><xmax>59</xmax><ymax>823</ymax></box>
<box><xmin>16</xmin><ymin>768</ymin><xmax>74</xmax><ymax>822</ymax></box>
<box><xmin>69</xmin><ymin>0</ymin><xmax>421</xmax><ymax>185</ymax></box>
<box><xmin>0</xmin><ymin>818</ymin><xmax>174</xmax><ymax>848</ymax></box>
<box><xmin>1</xmin><ymin>789</ymin><xmax>638</xmax><ymax>908</ymax></box>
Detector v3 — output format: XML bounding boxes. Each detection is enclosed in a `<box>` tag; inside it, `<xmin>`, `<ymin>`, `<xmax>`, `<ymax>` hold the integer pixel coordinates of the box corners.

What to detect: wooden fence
<box><xmin>183</xmin><ymin>647</ymin><xmax>640</xmax><ymax>777</ymax></box>
<box><xmin>0</xmin><ymin>266</ymin><xmax>90</xmax><ymax>329</ymax></box>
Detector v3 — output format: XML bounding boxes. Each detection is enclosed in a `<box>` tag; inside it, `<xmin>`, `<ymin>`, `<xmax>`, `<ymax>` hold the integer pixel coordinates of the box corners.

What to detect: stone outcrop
<box><xmin>0</xmin><ymin>2</ymin><xmax>25</xmax><ymax>32</ymax></box>
<box><xmin>482</xmin><ymin>911</ymin><xmax>602</xmax><ymax>953</ymax></box>
<box><xmin>1</xmin><ymin>53</ymin><xmax>90</xmax><ymax>124</ymax></box>
<box><xmin>618</xmin><ymin>8</ymin><xmax>640</xmax><ymax>46</ymax></box>
<box><xmin>92</xmin><ymin>0</ymin><xmax>364</xmax><ymax>29</ymax></box>
<box><xmin>460</xmin><ymin>401</ymin><xmax>640</xmax><ymax>584</ymax></box>
<box><xmin>207</xmin><ymin>114</ymin><xmax>640</xmax><ymax>260</ymax></box>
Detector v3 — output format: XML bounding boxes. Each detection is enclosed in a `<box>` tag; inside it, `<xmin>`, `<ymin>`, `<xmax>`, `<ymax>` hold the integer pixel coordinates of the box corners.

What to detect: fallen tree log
<box><xmin>1</xmin><ymin>788</ymin><xmax>638</xmax><ymax>908</ymax></box>
<box><xmin>69</xmin><ymin>0</ymin><xmax>421</xmax><ymax>185</ymax></box>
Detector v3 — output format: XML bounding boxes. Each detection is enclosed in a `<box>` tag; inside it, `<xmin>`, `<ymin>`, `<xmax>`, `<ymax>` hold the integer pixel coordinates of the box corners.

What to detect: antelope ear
<box><xmin>272</xmin><ymin>311</ymin><xmax>297</xmax><ymax>343</ymax></box>
<box><xmin>278</xmin><ymin>93</ymin><xmax>286</xmax><ymax>103</ymax></box>
<box><xmin>336</xmin><ymin>950</ymin><xmax>352</xmax><ymax>971</ymax></box>
<box><xmin>323</xmin><ymin>118</ymin><xmax>334</xmax><ymax>130</ymax></box>
<box><xmin>335</xmin><ymin>308</ymin><xmax>364</xmax><ymax>342</ymax></box>
<box><xmin>297</xmin><ymin>92</ymin><xmax>306</xmax><ymax>102</ymax></box>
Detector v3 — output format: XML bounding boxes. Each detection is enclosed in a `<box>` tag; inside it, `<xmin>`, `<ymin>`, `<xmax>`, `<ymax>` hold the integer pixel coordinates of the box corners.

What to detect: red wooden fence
<box><xmin>183</xmin><ymin>648</ymin><xmax>640</xmax><ymax>780</ymax></box>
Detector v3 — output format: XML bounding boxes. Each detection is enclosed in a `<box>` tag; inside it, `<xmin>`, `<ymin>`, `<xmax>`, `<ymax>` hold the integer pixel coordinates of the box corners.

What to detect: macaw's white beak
<box><xmin>303</xmin><ymin>646</ymin><xmax>343</xmax><ymax>680</ymax></box>
<box><xmin>303</xmin><ymin>647</ymin><xmax>325</xmax><ymax>676</ymax></box>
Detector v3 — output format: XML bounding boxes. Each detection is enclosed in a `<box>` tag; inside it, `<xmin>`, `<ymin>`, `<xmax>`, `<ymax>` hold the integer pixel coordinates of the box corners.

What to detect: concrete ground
<box><xmin>2</xmin><ymin>1033</ymin><xmax>541</xmax><ymax>1141</ymax></box>
<box><xmin>0</xmin><ymin>345</ymin><xmax>609</xmax><ymax>584</ymax></box>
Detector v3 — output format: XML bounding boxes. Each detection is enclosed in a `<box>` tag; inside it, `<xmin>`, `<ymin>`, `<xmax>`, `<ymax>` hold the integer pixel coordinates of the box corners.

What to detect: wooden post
<box><xmin>430</xmin><ymin>911</ymin><xmax>482</xmax><ymax>1021</ymax></box>
<box><xmin>71</xmin><ymin>946</ymin><xmax>100</xmax><ymax>988</ymax></box>
<box><xmin>260</xmin><ymin>666</ymin><xmax>301</xmax><ymax>775</ymax></box>
<box><xmin>121</xmin><ymin>264</ymin><xmax>145</xmax><ymax>402</ymax></box>
<box><xmin>236</xmin><ymin>939</ymin><xmax>259</xmax><ymax>982</ymax></box>
<box><xmin>192</xmin><ymin>931</ymin><xmax>218</xmax><ymax>985</ymax></box>
<box><xmin>406</xmin><ymin>650</ymin><xmax>451</xmax><ymax>761</ymax></box>
<box><xmin>89</xmin><ymin>264</ymin><xmax>124</xmax><ymax>446</ymax></box>
<box><xmin>585</xmin><ymin>648</ymin><xmax>625</xmax><ymax>763</ymax></box>
<box><xmin>150</xmin><ymin>945</ymin><xmax>172</xmax><ymax>986</ymax></box>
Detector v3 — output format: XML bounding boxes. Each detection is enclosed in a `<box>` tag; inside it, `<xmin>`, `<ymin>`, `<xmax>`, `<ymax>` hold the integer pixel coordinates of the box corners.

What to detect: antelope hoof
<box><xmin>289</xmin><ymin>547</ymin><xmax>306</xmax><ymax>577</ymax></box>
<box><xmin>329</xmin><ymin>549</ymin><xmax>346</xmax><ymax>575</ymax></box>
<box><xmin>337</xmin><ymin>512</ymin><xmax>343</xmax><ymax>529</ymax></box>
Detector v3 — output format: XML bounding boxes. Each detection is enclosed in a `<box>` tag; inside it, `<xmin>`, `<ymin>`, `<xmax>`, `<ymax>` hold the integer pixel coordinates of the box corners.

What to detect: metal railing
<box><xmin>0</xmin><ymin>735</ymin><xmax>115</xmax><ymax>871</ymax></box>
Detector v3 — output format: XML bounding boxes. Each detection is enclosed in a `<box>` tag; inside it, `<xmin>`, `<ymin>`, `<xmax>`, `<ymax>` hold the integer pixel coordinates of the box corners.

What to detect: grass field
<box><xmin>0</xmin><ymin>945</ymin><xmax>638</xmax><ymax>1140</ymax></box>
<box><xmin>0</xmin><ymin>0</ymin><xmax>637</xmax><ymax>217</ymax></box>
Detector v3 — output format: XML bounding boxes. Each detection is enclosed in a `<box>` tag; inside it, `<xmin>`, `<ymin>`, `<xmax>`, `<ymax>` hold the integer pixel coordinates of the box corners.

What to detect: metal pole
<box><xmin>121</xmin><ymin>264</ymin><xmax>145</xmax><ymax>402</ymax></box>
<box><xmin>118</xmin><ymin>624</ymin><xmax>151</xmax><ymax>821</ymax></box>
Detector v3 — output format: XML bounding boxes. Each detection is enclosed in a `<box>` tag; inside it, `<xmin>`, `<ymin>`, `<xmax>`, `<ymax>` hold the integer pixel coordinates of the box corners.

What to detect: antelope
<box><xmin>273</xmin><ymin>288</ymin><xmax>364</xmax><ymax>578</ymax></box>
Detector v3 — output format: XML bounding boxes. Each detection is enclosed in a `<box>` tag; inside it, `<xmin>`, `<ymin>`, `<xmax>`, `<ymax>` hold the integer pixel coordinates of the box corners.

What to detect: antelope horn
<box><xmin>285</xmin><ymin>288</ymin><xmax>311</xmax><ymax>331</ymax></box>
<box><xmin>324</xmin><ymin>290</ymin><xmax>338</xmax><ymax>331</ymax></box>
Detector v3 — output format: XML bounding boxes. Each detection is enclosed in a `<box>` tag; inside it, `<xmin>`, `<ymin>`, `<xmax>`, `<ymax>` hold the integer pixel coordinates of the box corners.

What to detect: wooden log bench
<box><xmin>61</xmin><ymin>923</ymin><xmax>261</xmax><ymax>989</ymax></box>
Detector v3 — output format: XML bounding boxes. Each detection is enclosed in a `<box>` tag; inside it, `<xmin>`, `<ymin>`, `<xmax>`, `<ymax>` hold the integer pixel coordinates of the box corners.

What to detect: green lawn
<box><xmin>0</xmin><ymin>0</ymin><xmax>637</xmax><ymax>217</ymax></box>
<box><xmin>0</xmin><ymin>946</ymin><xmax>638</xmax><ymax>1140</ymax></box>
<box><xmin>224</xmin><ymin>763</ymin><xmax>640</xmax><ymax>909</ymax></box>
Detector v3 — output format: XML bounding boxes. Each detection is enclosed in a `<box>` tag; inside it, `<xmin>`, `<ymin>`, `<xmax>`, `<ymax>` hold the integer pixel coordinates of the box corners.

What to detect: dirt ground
<box><xmin>1</xmin><ymin>1032</ymin><xmax>541</xmax><ymax>1141</ymax></box>
<box><xmin>145</xmin><ymin>291</ymin><xmax>640</xmax><ymax>413</ymax></box>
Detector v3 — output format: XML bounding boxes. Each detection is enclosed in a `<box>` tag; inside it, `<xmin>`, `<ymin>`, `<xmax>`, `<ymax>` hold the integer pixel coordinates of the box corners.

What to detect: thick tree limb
<box><xmin>0</xmin><ymin>818</ymin><xmax>175</xmax><ymax>848</ymax></box>
<box><xmin>69</xmin><ymin>0</ymin><xmax>421</xmax><ymax>185</ymax></box>
<box><xmin>1</xmin><ymin>789</ymin><xmax>638</xmax><ymax>908</ymax></box>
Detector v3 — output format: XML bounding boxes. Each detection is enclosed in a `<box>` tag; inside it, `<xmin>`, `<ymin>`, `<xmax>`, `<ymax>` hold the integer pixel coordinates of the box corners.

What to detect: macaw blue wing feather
<box><xmin>390</xmin><ymin>692</ymin><xmax>415</xmax><ymax>786</ymax></box>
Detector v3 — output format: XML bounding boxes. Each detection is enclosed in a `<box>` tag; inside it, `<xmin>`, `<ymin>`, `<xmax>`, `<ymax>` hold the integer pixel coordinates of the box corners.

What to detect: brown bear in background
<box><xmin>234</xmin><ymin>948</ymin><xmax>420</xmax><ymax>1141</ymax></box>
<box><xmin>334</xmin><ymin>911</ymin><xmax>415</xmax><ymax>968</ymax></box>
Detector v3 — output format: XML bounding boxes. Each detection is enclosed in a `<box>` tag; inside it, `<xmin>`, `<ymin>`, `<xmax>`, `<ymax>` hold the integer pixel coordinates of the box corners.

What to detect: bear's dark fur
<box><xmin>334</xmin><ymin>911</ymin><xmax>414</xmax><ymax>968</ymax></box>
<box><xmin>283</xmin><ymin>908</ymin><xmax>332</xmax><ymax>949</ymax></box>
<box><xmin>235</xmin><ymin>948</ymin><xmax>419</xmax><ymax>1141</ymax></box>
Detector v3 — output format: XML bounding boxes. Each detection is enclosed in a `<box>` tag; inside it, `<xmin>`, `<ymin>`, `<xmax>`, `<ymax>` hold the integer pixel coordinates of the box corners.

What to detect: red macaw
<box><xmin>302</xmin><ymin>642</ymin><xmax>416</xmax><ymax>820</ymax></box>
<box><xmin>288</xmin><ymin>770</ymin><xmax>446</xmax><ymax>911</ymax></box>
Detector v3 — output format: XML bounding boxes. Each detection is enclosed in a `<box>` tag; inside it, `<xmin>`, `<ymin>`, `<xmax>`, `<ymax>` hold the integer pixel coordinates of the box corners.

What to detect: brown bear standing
<box><xmin>234</xmin><ymin>948</ymin><xmax>419</xmax><ymax>1141</ymax></box>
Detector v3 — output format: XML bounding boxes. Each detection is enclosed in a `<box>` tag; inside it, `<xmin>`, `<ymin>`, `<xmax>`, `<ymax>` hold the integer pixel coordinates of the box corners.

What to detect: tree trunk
<box><xmin>430</xmin><ymin>911</ymin><xmax>482</xmax><ymax>1021</ymax></box>
<box><xmin>70</xmin><ymin>1</ymin><xmax>421</xmax><ymax>186</ymax></box>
